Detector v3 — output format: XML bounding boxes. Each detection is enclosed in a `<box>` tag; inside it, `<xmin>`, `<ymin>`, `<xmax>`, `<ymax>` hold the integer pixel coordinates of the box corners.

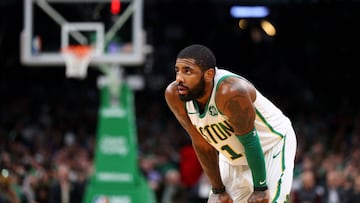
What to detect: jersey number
<box><xmin>221</xmin><ymin>144</ymin><xmax>243</xmax><ymax>160</ymax></box>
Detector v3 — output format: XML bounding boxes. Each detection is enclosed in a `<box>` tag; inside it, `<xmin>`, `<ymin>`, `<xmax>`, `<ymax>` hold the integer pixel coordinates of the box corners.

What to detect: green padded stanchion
<box><xmin>83</xmin><ymin>83</ymin><xmax>156</xmax><ymax>203</ymax></box>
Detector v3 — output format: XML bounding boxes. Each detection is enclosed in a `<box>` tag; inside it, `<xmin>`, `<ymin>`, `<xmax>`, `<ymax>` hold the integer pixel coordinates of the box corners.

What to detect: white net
<box><xmin>61</xmin><ymin>45</ymin><xmax>93</xmax><ymax>79</ymax></box>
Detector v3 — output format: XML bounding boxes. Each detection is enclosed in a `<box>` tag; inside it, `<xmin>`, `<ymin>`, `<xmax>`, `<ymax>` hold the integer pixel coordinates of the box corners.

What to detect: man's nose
<box><xmin>176</xmin><ymin>73</ymin><xmax>184</xmax><ymax>83</ymax></box>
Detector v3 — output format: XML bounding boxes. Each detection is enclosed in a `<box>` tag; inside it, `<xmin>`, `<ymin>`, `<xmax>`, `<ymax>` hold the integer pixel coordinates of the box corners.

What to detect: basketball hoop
<box><xmin>61</xmin><ymin>45</ymin><xmax>93</xmax><ymax>79</ymax></box>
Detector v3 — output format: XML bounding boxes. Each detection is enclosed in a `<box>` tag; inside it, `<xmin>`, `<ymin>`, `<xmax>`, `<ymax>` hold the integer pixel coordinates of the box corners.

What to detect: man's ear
<box><xmin>205</xmin><ymin>68</ymin><xmax>215</xmax><ymax>82</ymax></box>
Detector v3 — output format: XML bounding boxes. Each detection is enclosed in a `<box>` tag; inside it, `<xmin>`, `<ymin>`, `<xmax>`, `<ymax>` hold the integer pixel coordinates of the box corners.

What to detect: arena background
<box><xmin>0</xmin><ymin>0</ymin><xmax>359</xmax><ymax>203</ymax></box>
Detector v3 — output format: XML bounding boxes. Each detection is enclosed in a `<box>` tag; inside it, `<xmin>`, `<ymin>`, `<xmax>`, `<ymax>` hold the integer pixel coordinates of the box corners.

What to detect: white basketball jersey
<box><xmin>186</xmin><ymin>68</ymin><xmax>292</xmax><ymax>166</ymax></box>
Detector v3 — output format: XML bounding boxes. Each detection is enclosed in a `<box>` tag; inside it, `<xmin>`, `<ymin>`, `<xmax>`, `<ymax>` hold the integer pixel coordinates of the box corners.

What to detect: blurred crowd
<box><xmin>0</xmin><ymin>0</ymin><xmax>357</xmax><ymax>202</ymax></box>
<box><xmin>0</xmin><ymin>74</ymin><xmax>359</xmax><ymax>203</ymax></box>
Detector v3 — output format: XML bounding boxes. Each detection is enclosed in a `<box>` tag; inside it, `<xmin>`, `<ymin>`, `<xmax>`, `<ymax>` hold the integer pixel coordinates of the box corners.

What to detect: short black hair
<box><xmin>177</xmin><ymin>44</ymin><xmax>216</xmax><ymax>71</ymax></box>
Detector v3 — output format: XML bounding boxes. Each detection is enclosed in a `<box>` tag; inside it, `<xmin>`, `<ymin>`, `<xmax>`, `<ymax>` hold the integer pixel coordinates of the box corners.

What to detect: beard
<box><xmin>178</xmin><ymin>76</ymin><xmax>206</xmax><ymax>102</ymax></box>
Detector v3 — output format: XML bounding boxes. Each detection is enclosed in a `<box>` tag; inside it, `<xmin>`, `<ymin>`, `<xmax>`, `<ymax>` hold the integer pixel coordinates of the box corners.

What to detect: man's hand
<box><xmin>247</xmin><ymin>190</ymin><xmax>269</xmax><ymax>203</ymax></box>
<box><xmin>208</xmin><ymin>192</ymin><xmax>233</xmax><ymax>203</ymax></box>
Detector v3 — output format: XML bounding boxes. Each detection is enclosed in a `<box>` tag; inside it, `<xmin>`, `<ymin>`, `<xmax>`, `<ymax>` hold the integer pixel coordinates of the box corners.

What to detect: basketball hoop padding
<box><xmin>61</xmin><ymin>45</ymin><xmax>93</xmax><ymax>79</ymax></box>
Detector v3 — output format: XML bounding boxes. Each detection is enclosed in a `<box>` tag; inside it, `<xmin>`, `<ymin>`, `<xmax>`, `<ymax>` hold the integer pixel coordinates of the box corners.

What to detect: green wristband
<box><xmin>237</xmin><ymin>129</ymin><xmax>267</xmax><ymax>188</ymax></box>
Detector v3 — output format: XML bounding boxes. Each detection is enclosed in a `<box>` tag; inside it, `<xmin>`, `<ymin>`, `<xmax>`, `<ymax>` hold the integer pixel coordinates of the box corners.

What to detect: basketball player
<box><xmin>165</xmin><ymin>44</ymin><xmax>297</xmax><ymax>203</ymax></box>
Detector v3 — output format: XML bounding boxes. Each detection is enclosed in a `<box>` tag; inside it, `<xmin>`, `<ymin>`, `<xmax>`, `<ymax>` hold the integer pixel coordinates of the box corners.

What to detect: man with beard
<box><xmin>164</xmin><ymin>44</ymin><xmax>297</xmax><ymax>203</ymax></box>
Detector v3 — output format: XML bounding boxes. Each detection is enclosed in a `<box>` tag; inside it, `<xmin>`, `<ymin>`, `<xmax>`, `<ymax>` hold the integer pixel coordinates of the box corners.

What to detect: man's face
<box><xmin>175</xmin><ymin>58</ymin><xmax>206</xmax><ymax>102</ymax></box>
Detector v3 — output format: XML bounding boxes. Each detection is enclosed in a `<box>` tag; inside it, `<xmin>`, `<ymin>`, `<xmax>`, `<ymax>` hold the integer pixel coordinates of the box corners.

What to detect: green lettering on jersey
<box><xmin>219</xmin><ymin>120</ymin><xmax>234</xmax><ymax>133</ymax></box>
<box><xmin>204</xmin><ymin>125</ymin><xmax>218</xmax><ymax>144</ymax></box>
<box><xmin>198</xmin><ymin>120</ymin><xmax>235</xmax><ymax>144</ymax></box>
<box><xmin>210</xmin><ymin>124</ymin><xmax>227</xmax><ymax>141</ymax></box>
<box><xmin>198</xmin><ymin>125</ymin><xmax>212</xmax><ymax>143</ymax></box>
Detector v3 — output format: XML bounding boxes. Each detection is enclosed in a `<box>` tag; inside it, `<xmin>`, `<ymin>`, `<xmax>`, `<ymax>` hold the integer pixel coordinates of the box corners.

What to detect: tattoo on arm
<box><xmin>223</xmin><ymin>86</ymin><xmax>254</xmax><ymax>133</ymax></box>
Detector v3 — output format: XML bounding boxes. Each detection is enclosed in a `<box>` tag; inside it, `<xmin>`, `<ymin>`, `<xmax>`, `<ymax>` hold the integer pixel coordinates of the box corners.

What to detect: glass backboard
<box><xmin>20</xmin><ymin>0</ymin><xmax>145</xmax><ymax>67</ymax></box>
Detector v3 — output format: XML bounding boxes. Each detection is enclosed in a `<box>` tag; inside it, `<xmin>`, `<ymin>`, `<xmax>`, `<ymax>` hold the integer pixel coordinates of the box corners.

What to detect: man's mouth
<box><xmin>177</xmin><ymin>85</ymin><xmax>188</xmax><ymax>94</ymax></box>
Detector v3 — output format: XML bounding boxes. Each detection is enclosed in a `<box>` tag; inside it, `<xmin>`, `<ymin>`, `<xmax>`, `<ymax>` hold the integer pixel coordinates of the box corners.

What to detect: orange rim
<box><xmin>61</xmin><ymin>45</ymin><xmax>92</xmax><ymax>58</ymax></box>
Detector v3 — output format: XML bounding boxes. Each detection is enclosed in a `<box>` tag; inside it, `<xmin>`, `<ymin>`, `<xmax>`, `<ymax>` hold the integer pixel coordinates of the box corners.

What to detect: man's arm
<box><xmin>164</xmin><ymin>82</ymin><xmax>225</xmax><ymax>190</ymax></box>
<box><xmin>216</xmin><ymin>78</ymin><xmax>269</xmax><ymax>193</ymax></box>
